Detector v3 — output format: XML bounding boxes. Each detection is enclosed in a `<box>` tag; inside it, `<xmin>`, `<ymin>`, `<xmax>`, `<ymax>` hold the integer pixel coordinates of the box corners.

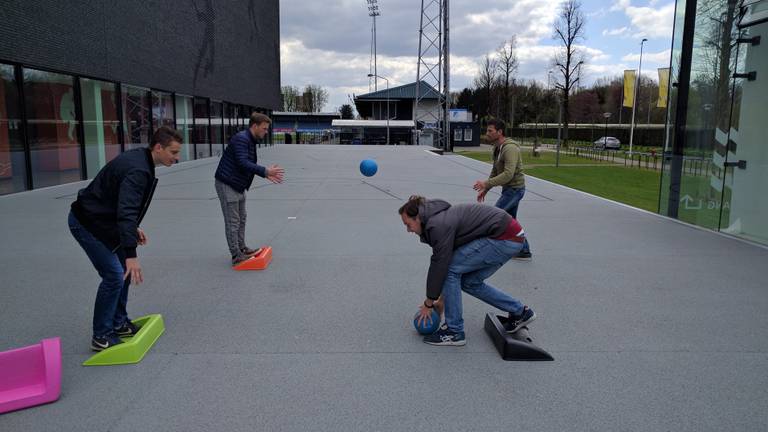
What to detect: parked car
<box><xmin>593</xmin><ymin>136</ymin><xmax>621</xmax><ymax>150</ymax></box>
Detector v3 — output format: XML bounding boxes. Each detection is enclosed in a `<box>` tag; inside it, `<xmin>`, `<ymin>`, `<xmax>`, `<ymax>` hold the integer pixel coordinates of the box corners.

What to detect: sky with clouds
<box><xmin>279</xmin><ymin>0</ymin><xmax>676</xmax><ymax>111</ymax></box>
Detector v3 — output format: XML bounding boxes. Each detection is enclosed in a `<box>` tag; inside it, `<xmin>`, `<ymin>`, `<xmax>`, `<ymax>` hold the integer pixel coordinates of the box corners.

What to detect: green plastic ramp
<box><xmin>83</xmin><ymin>314</ymin><xmax>165</xmax><ymax>366</ymax></box>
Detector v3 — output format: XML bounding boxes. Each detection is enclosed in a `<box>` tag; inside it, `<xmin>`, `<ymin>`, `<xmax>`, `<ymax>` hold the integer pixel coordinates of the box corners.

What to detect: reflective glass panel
<box><xmin>122</xmin><ymin>84</ymin><xmax>151</xmax><ymax>151</ymax></box>
<box><xmin>80</xmin><ymin>78</ymin><xmax>120</xmax><ymax>178</ymax></box>
<box><xmin>720</xmin><ymin>2</ymin><xmax>768</xmax><ymax>244</ymax></box>
<box><xmin>23</xmin><ymin>68</ymin><xmax>82</xmax><ymax>188</ymax></box>
<box><xmin>0</xmin><ymin>64</ymin><xmax>27</xmax><ymax>194</ymax></box>
<box><xmin>174</xmin><ymin>95</ymin><xmax>194</xmax><ymax>162</ymax></box>
<box><xmin>152</xmin><ymin>90</ymin><xmax>174</xmax><ymax>129</ymax></box>
<box><xmin>193</xmin><ymin>97</ymin><xmax>210</xmax><ymax>158</ymax></box>
<box><xmin>210</xmin><ymin>101</ymin><xmax>224</xmax><ymax>156</ymax></box>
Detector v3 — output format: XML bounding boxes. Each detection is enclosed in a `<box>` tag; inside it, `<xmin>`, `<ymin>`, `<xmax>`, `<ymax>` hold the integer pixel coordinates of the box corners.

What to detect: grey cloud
<box><xmin>281</xmin><ymin>0</ymin><xmax>559</xmax><ymax>58</ymax></box>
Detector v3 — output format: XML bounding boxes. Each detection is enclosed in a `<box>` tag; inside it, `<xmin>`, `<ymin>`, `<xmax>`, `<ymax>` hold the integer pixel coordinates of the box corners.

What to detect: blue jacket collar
<box><xmin>244</xmin><ymin>128</ymin><xmax>261</xmax><ymax>145</ymax></box>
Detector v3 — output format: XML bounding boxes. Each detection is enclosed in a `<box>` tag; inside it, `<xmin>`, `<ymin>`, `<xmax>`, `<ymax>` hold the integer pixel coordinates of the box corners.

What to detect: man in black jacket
<box><xmin>69</xmin><ymin>127</ymin><xmax>182</xmax><ymax>351</ymax></box>
<box><xmin>214</xmin><ymin>112</ymin><xmax>284</xmax><ymax>266</ymax></box>
<box><xmin>399</xmin><ymin>195</ymin><xmax>536</xmax><ymax>346</ymax></box>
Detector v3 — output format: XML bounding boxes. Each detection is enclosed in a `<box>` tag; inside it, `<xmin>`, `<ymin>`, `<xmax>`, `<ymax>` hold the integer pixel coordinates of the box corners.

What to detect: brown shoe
<box><xmin>241</xmin><ymin>247</ymin><xmax>262</xmax><ymax>257</ymax></box>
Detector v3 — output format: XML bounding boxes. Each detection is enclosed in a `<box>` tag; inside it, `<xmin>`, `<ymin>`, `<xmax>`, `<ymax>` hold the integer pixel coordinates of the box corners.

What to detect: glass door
<box><xmin>719</xmin><ymin>1</ymin><xmax>768</xmax><ymax>244</ymax></box>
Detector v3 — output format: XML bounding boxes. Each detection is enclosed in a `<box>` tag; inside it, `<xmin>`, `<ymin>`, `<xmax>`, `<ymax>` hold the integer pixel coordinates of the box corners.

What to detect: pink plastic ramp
<box><xmin>0</xmin><ymin>337</ymin><xmax>62</xmax><ymax>414</ymax></box>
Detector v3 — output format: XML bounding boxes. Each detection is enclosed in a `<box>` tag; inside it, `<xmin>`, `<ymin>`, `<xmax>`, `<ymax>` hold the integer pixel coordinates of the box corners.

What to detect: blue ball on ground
<box><xmin>359</xmin><ymin>159</ymin><xmax>378</xmax><ymax>177</ymax></box>
<box><xmin>413</xmin><ymin>309</ymin><xmax>441</xmax><ymax>335</ymax></box>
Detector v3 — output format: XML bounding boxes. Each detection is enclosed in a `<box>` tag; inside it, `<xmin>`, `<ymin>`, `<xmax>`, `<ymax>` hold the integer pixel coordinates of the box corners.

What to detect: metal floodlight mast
<box><xmin>415</xmin><ymin>0</ymin><xmax>450</xmax><ymax>151</ymax></box>
<box><xmin>367</xmin><ymin>0</ymin><xmax>380</xmax><ymax>91</ymax></box>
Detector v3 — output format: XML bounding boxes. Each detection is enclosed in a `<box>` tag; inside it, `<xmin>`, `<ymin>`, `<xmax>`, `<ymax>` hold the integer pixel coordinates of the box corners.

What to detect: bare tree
<box><xmin>281</xmin><ymin>85</ymin><xmax>300</xmax><ymax>111</ymax></box>
<box><xmin>552</xmin><ymin>0</ymin><xmax>586</xmax><ymax>148</ymax></box>
<box><xmin>298</xmin><ymin>85</ymin><xmax>329</xmax><ymax>112</ymax></box>
<box><xmin>497</xmin><ymin>37</ymin><xmax>518</xmax><ymax>127</ymax></box>
<box><xmin>473</xmin><ymin>54</ymin><xmax>498</xmax><ymax>118</ymax></box>
<box><xmin>304</xmin><ymin>84</ymin><xmax>329</xmax><ymax>112</ymax></box>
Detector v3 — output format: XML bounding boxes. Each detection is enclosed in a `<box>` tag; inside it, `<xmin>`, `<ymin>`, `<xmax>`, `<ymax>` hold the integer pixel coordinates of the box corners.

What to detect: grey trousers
<box><xmin>215</xmin><ymin>179</ymin><xmax>247</xmax><ymax>258</ymax></box>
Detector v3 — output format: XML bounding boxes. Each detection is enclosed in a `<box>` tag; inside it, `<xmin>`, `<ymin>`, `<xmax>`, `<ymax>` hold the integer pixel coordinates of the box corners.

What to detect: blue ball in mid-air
<box><xmin>413</xmin><ymin>309</ymin><xmax>441</xmax><ymax>335</ymax></box>
<box><xmin>359</xmin><ymin>159</ymin><xmax>378</xmax><ymax>177</ymax></box>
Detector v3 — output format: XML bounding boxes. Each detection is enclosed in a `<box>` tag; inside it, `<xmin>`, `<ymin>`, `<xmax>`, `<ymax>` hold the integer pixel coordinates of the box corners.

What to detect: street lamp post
<box><xmin>603</xmin><ymin>112</ymin><xmax>612</xmax><ymax>148</ymax></box>
<box><xmin>556</xmin><ymin>95</ymin><xmax>562</xmax><ymax>167</ymax></box>
<box><xmin>368</xmin><ymin>73</ymin><xmax>390</xmax><ymax>145</ymax></box>
<box><xmin>628</xmin><ymin>38</ymin><xmax>648</xmax><ymax>156</ymax></box>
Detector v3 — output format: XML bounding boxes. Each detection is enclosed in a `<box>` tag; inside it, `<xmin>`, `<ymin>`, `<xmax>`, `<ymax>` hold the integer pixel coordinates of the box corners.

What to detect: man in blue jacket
<box><xmin>399</xmin><ymin>195</ymin><xmax>536</xmax><ymax>346</ymax></box>
<box><xmin>69</xmin><ymin>126</ymin><xmax>182</xmax><ymax>351</ymax></box>
<box><xmin>215</xmin><ymin>112</ymin><xmax>284</xmax><ymax>265</ymax></box>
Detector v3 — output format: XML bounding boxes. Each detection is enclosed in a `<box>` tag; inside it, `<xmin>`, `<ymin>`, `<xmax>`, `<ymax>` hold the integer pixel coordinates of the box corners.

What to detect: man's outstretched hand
<box><xmin>124</xmin><ymin>257</ymin><xmax>143</xmax><ymax>285</ymax></box>
<box><xmin>266</xmin><ymin>164</ymin><xmax>285</xmax><ymax>183</ymax></box>
<box><xmin>473</xmin><ymin>180</ymin><xmax>488</xmax><ymax>192</ymax></box>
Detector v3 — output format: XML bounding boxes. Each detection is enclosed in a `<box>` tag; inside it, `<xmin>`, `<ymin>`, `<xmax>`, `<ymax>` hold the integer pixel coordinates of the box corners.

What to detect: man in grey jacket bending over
<box><xmin>399</xmin><ymin>195</ymin><xmax>536</xmax><ymax>346</ymax></box>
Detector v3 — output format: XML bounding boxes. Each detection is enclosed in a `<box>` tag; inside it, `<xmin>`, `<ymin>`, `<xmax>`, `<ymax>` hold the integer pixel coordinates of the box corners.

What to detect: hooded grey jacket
<box><xmin>417</xmin><ymin>199</ymin><xmax>513</xmax><ymax>300</ymax></box>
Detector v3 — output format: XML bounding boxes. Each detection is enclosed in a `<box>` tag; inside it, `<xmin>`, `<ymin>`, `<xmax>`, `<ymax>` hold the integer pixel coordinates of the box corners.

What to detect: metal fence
<box><xmin>543</xmin><ymin>145</ymin><xmax>717</xmax><ymax>177</ymax></box>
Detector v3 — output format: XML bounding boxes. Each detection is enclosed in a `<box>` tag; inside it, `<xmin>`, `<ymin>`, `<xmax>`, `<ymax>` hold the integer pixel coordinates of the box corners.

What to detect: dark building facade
<box><xmin>0</xmin><ymin>0</ymin><xmax>281</xmax><ymax>195</ymax></box>
<box><xmin>348</xmin><ymin>81</ymin><xmax>444</xmax><ymax>145</ymax></box>
<box><xmin>354</xmin><ymin>81</ymin><xmax>439</xmax><ymax>122</ymax></box>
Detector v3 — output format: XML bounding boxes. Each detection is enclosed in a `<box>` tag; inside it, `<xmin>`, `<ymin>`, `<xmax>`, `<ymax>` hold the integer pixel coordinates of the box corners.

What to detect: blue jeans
<box><xmin>68</xmin><ymin>211</ymin><xmax>130</xmax><ymax>338</ymax></box>
<box><xmin>494</xmin><ymin>186</ymin><xmax>531</xmax><ymax>254</ymax></box>
<box><xmin>441</xmin><ymin>237</ymin><xmax>525</xmax><ymax>333</ymax></box>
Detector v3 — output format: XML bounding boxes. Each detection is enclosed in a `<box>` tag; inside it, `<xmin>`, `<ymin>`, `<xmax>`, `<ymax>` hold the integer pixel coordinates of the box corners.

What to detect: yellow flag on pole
<box><xmin>623</xmin><ymin>70</ymin><xmax>636</xmax><ymax>108</ymax></box>
<box><xmin>657</xmin><ymin>68</ymin><xmax>670</xmax><ymax>108</ymax></box>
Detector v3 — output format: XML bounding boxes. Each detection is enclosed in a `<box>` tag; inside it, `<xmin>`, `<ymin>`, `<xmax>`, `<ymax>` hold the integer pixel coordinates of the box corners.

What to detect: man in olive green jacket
<box><xmin>473</xmin><ymin>119</ymin><xmax>532</xmax><ymax>259</ymax></box>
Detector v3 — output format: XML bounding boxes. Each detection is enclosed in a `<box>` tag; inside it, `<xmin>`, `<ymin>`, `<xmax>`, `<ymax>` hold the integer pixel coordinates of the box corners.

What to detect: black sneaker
<box><xmin>513</xmin><ymin>250</ymin><xmax>533</xmax><ymax>260</ymax></box>
<box><xmin>114</xmin><ymin>320</ymin><xmax>141</xmax><ymax>337</ymax></box>
<box><xmin>241</xmin><ymin>247</ymin><xmax>262</xmax><ymax>257</ymax></box>
<box><xmin>507</xmin><ymin>306</ymin><xmax>536</xmax><ymax>333</ymax></box>
<box><xmin>423</xmin><ymin>328</ymin><xmax>466</xmax><ymax>346</ymax></box>
<box><xmin>91</xmin><ymin>334</ymin><xmax>124</xmax><ymax>352</ymax></box>
<box><xmin>232</xmin><ymin>254</ymin><xmax>250</xmax><ymax>266</ymax></box>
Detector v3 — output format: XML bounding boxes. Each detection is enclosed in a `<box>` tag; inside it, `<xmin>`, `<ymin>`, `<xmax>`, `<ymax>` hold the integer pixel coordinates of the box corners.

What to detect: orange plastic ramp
<box><xmin>233</xmin><ymin>246</ymin><xmax>273</xmax><ymax>271</ymax></box>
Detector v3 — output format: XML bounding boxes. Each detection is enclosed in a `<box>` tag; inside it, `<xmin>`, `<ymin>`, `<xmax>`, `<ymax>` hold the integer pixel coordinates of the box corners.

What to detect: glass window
<box><xmin>230</xmin><ymin>103</ymin><xmax>239</xmax><ymax>136</ymax></box>
<box><xmin>719</xmin><ymin>6</ymin><xmax>768</xmax><ymax>244</ymax></box>
<box><xmin>23</xmin><ymin>68</ymin><xmax>82</xmax><ymax>189</ymax></box>
<box><xmin>210</xmin><ymin>101</ymin><xmax>224</xmax><ymax>156</ymax></box>
<box><xmin>174</xmin><ymin>94</ymin><xmax>194</xmax><ymax>162</ymax></box>
<box><xmin>658</xmin><ymin>0</ymin><xmax>688</xmax><ymax>216</ymax></box>
<box><xmin>222</xmin><ymin>102</ymin><xmax>231</xmax><ymax>144</ymax></box>
<box><xmin>0</xmin><ymin>64</ymin><xmax>27</xmax><ymax>195</ymax></box>
<box><xmin>660</xmin><ymin>0</ymin><xmax>768</xmax><ymax>246</ymax></box>
<box><xmin>80</xmin><ymin>78</ymin><xmax>120</xmax><ymax>178</ymax></box>
<box><xmin>121</xmin><ymin>84</ymin><xmax>151</xmax><ymax>151</ymax></box>
<box><xmin>241</xmin><ymin>105</ymin><xmax>250</xmax><ymax>130</ymax></box>
<box><xmin>661</xmin><ymin>0</ymin><xmax>740</xmax><ymax>229</ymax></box>
<box><xmin>464</xmin><ymin>128</ymin><xmax>472</xmax><ymax>141</ymax></box>
<box><xmin>453</xmin><ymin>128</ymin><xmax>463</xmax><ymax>141</ymax></box>
<box><xmin>193</xmin><ymin>97</ymin><xmax>210</xmax><ymax>158</ymax></box>
<box><xmin>264</xmin><ymin>109</ymin><xmax>273</xmax><ymax>144</ymax></box>
<box><xmin>152</xmin><ymin>90</ymin><xmax>174</xmax><ymax>129</ymax></box>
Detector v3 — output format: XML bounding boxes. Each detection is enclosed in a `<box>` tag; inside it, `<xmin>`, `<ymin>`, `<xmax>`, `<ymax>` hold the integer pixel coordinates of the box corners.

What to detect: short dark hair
<box><xmin>249</xmin><ymin>112</ymin><xmax>272</xmax><ymax>127</ymax></box>
<box><xmin>398</xmin><ymin>195</ymin><xmax>426</xmax><ymax>217</ymax></box>
<box><xmin>151</xmin><ymin>126</ymin><xmax>183</xmax><ymax>148</ymax></box>
<box><xmin>486</xmin><ymin>119</ymin><xmax>506</xmax><ymax>135</ymax></box>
